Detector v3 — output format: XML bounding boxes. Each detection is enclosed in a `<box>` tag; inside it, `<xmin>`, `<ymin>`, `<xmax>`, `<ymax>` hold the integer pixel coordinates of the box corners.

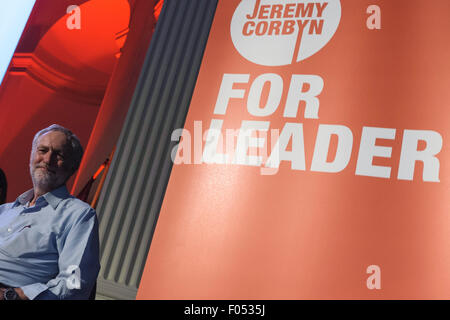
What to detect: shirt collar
<box><xmin>15</xmin><ymin>185</ymin><xmax>71</xmax><ymax>210</ymax></box>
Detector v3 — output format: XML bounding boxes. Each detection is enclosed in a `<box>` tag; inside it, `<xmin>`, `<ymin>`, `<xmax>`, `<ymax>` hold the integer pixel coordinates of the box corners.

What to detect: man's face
<box><xmin>30</xmin><ymin>131</ymin><xmax>73</xmax><ymax>192</ymax></box>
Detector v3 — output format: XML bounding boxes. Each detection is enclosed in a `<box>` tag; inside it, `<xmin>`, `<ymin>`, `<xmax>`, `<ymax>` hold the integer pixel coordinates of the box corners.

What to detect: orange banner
<box><xmin>137</xmin><ymin>0</ymin><xmax>450</xmax><ymax>299</ymax></box>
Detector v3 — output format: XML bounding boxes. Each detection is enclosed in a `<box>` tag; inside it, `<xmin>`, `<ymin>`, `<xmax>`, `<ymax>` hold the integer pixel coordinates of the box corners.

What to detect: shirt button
<box><xmin>7</xmin><ymin>228</ymin><xmax>12</xmax><ymax>232</ymax></box>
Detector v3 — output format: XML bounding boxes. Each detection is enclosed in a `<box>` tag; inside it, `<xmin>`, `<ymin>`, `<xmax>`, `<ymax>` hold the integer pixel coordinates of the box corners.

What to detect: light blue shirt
<box><xmin>0</xmin><ymin>185</ymin><xmax>100</xmax><ymax>300</ymax></box>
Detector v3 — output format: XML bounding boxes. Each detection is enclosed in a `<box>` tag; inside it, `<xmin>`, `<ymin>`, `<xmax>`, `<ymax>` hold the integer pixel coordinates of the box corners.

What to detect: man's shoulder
<box><xmin>0</xmin><ymin>201</ymin><xmax>15</xmax><ymax>214</ymax></box>
<box><xmin>64</xmin><ymin>196</ymin><xmax>92</xmax><ymax>208</ymax></box>
<box><xmin>58</xmin><ymin>196</ymin><xmax>96</xmax><ymax>218</ymax></box>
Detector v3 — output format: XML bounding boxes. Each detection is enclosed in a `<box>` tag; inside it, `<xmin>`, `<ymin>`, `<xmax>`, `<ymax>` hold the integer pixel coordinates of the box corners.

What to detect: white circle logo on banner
<box><xmin>230</xmin><ymin>0</ymin><xmax>341</xmax><ymax>66</ymax></box>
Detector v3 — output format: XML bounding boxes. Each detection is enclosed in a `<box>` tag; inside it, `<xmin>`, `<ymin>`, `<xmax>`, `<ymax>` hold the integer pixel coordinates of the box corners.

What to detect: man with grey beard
<box><xmin>0</xmin><ymin>124</ymin><xmax>100</xmax><ymax>300</ymax></box>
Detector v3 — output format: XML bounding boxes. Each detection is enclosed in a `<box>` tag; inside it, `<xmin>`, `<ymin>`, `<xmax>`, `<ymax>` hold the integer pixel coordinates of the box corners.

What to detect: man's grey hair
<box><xmin>32</xmin><ymin>124</ymin><xmax>84</xmax><ymax>173</ymax></box>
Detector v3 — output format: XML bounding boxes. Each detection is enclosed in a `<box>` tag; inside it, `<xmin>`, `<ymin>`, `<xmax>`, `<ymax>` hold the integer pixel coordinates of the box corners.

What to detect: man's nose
<box><xmin>42</xmin><ymin>151</ymin><xmax>57</xmax><ymax>165</ymax></box>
